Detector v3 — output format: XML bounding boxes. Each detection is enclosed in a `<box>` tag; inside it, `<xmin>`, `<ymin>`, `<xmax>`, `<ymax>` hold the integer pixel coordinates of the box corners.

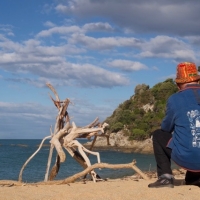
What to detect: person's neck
<box><xmin>177</xmin><ymin>82</ymin><xmax>199</xmax><ymax>90</ymax></box>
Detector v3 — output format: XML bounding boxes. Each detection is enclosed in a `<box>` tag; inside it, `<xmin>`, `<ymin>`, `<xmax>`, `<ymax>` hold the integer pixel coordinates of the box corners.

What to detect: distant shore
<box><xmin>83</xmin><ymin>137</ymin><xmax>154</xmax><ymax>154</ymax></box>
<box><xmin>83</xmin><ymin>144</ymin><xmax>154</xmax><ymax>154</ymax></box>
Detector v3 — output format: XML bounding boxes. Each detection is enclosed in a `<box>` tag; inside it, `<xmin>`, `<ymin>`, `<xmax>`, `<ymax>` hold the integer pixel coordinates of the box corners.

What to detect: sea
<box><xmin>0</xmin><ymin>139</ymin><xmax>178</xmax><ymax>183</ymax></box>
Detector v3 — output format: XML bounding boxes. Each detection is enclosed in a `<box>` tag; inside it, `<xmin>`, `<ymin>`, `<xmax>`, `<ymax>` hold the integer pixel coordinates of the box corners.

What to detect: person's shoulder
<box><xmin>168</xmin><ymin>92</ymin><xmax>180</xmax><ymax>100</ymax></box>
<box><xmin>166</xmin><ymin>92</ymin><xmax>183</xmax><ymax>106</ymax></box>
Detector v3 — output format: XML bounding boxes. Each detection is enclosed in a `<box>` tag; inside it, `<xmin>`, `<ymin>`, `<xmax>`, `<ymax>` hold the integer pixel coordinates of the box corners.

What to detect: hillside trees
<box><xmin>104</xmin><ymin>78</ymin><xmax>178</xmax><ymax>140</ymax></box>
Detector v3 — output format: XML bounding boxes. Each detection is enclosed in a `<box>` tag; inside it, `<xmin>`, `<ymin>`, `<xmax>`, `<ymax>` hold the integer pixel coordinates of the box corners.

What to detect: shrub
<box><xmin>110</xmin><ymin>122</ymin><xmax>124</xmax><ymax>132</ymax></box>
<box><xmin>130</xmin><ymin>129</ymin><xmax>147</xmax><ymax>140</ymax></box>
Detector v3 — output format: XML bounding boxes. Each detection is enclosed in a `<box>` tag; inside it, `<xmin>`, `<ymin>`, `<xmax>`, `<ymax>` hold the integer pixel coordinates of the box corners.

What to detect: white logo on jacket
<box><xmin>187</xmin><ymin>110</ymin><xmax>200</xmax><ymax>148</ymax></box>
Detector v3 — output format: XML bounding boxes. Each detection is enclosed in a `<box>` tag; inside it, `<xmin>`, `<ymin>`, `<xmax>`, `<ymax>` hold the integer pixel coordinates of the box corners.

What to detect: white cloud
<box><xmin>44</xmin><ymin>21</ymin><xmax>56</xmax><ymax>27</ymax></box>
<box><xmin>0</xmin><ymin>26</ymin><xmax>198</xmax><ymax>89</ymax></box>
<box><xmin>0</xmin><ymin>37</ymin><xmax>129</xmax><ymax>88</ymax></box>
<box><xmin>55</xmin><ymin>4</ymin><xmax>69</xmax><ymax>13</ymax></box>
<box><xmin>83</xmin><ymin>22</ymin><xmax>114</xmax><ymax>32</ymax></box>
<box><xmin>108</xmin><ymin>60</ymin><xmax>148</xmax><ymax>72</ymax></box>
<box><xmin>36</xmin><ymin>25</ymin><xmax>81</xmax><ymax>37</ymax></box>
<box><xmin>69</xmin><ymin>33</ymin><xmax>141</xmax><ymax>50</ymax></box>
<box><xmin>0</xmin><ymin>24</ymin><xmax>14</xmax><ymax>36</ymax></box>
<box><xmin>138</xmin><ymin>36</ymin><xmax>196</xmax><ymax>61</ymax></box>
<box><xmin>0</xmin><ymin>99</ymin><xmax>113</xmax><ymax>139</ymax></box>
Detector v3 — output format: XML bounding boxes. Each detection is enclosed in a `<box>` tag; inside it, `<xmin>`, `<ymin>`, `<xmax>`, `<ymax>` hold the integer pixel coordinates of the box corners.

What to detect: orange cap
<box><xmin>175</xmin><ymin>62</ymin><xmax>200</xmax><ymax>83</ymax></box>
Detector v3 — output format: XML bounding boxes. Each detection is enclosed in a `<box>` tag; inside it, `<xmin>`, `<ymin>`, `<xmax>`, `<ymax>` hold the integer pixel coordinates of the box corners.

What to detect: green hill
<box><xmin>104</xmin><ymin>78</ymin><xmax>178</xmax><ymax>140</ymax></box>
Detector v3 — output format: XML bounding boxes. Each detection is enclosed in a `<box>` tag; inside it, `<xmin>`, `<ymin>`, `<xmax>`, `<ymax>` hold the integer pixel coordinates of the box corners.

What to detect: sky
<box><xmin>1</xmin><ymin>0</ymin><xmax>200</xmax><ymax>139</ymax></box>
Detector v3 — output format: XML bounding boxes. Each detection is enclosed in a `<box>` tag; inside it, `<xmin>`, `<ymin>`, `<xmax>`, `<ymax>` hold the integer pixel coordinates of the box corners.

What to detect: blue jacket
<box><xmin>161</xmin><ymin>84</ymin><xmax>200</xmax><ymax>171</ymax></box>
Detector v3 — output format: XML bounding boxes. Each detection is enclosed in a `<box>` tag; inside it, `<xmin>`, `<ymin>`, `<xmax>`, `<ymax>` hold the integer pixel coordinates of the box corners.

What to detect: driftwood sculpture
<box><xmin>18</xmin><ymin>83</ymin><xmax>149</xmax><ymax>183</ymax></box>
<box><xmin>46</xmin><ymin>83</ymin><xmax>110</xmax><ymax>182</ymax></box>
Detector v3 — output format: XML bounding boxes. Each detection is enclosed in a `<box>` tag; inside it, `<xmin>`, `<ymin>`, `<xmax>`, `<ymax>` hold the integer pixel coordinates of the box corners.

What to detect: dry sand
<box><xmin>1</xmin><ymin>177</ymin><xmax>200</xmax><ymax>200</ymax></box>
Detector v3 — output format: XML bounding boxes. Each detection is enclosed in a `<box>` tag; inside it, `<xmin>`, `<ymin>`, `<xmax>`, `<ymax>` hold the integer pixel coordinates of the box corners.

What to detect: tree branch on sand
<box><xmin>61</xmin><ymin>160</ymin><xmax>149</xmax><ymax>184</ymax></box>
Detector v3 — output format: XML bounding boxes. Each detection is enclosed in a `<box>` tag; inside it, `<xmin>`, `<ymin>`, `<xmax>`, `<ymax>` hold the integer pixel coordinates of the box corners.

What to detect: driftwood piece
<box><xmin>88</xmin><ymin>135</ymin><xmax>97</xmax><ymax>151</ymax></box>
<box><xmin>50</xmin><ymin>122</ymin><xmax>70</xmax><ymax>162</ymax></box>
<box><xmin>44</xmin><ymin>143</ymin><xmax>54</xmax><ymax>181</ymax></box>
<box><xmin>46</xmin><ymin>83</ymin><xmax>71</xmax><ymax>179</ymax></box>
<box><xmin>46</xmin><ymin>83</ymin><xmax>109</xmax><ymax>182</ymax></box>
<box><xmin>18</xmin><ymin>136</ymin><xmax>51</xmax><ymax>182</ymax></box>
<box><xmin>62</xmin><ymin>160</ymin><xmax>149</xmax><ymax>184</ymax></box>
<box><xmin>68</xmin><ymin>140</ymin><xmax>101</xmax><ymax>182</ymax></box>
<box><xmin>63</xmin><ymin>122</ymin><xmax>104</xmax><ymax>144</ymax></box>
<box><xmin>44</xmin><ymin>126</ymin><xmax>54</xmax><ymax>181</ymax></box>
<box><xmin>6</xmin><ymin>160</ymin><xmax>150</xmax><ymax>186</ymax></box>
<box><xmin>46</xmin><ymin>83</ymin><xmax>64</xmax><ymax>180</ymax></box>
<box><xmin>46</xmin><ymin>83</ymin><xmax>60</xmax><ymax>102</ymax></box>
<box><xmin>49</xmin><ymin>155</ymin><xmax>61</xmax><ymax>181</ymax></box>
<box><xmin>0</xmin><ymin>181</ymin><xmax>23</xmax><ymax>187</ymax></box>
<box><xmin>44</xmin><ymin>126</ymin><xmax>54</xmax><ymax>182</ymax></box>
<box><xmin>49</xmin><ymin>120</ymin><xmax>106</xmax><ymax>181</ymax></box>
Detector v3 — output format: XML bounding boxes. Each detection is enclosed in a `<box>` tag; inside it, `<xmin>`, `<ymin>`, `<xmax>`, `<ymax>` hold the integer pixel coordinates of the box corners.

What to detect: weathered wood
<box><xmin>65</xmin><ymin>146</ymin><xmax>88</xmax><ymax>168</ymax></box>
<box><xmin>50</xmin><ymin>122</ymin><xmax>70</xmax><ymax>162</ymax></box>
<box><xmin>10</xmin><ymin>160</ymin><xmax>150</xmax><ymax>186</ymax></box>
<box><xmin>44</xmin><ymin>126</ymin><xmax>54</xmax><ymax>181</ymax></box>
<box><xmin>89</xmin><ymin>135</ymin><xmax>97</xmax><ymax>151</ymax></box>
<box><xmin>61</xmin><ymin>160</ymin><xmax>149</xmax><ymax>184</ymax></box>
<box><xmin>131</xmin><ymin>164</ymin><xmax>149</xmax><ymax>180</ymax></box>
<box><xmin>44</xmin><ymin>143</ymin><xmax>54</xmax><ymax>181</ymax></box>
<box><xmin>44</xmin><ymin>83</ymin><xmax>64</xmax><ymax>181</ymax></box>
<box><xmin>63</xmin><ymin>121</ymin><xmax>104</xmax><ymax>144</ymax></box>
<box><xmin>60</xmin><ymin>98</ymin><xmax>70</xmax><ymax>120</ymax></box>
<box><xmin>0</xmin><ymin>180</ymin><xmax>23</xmax><ymax>187</ymax></box>
<box><xmin>46</xmin><ymin>83</ymin><xmax>60</xmax><ymax>102</ymax></box>
<box><xmin>49</xmin><ymin>155</ymin><xmax>61</xmax><ymax>181</ymax></box>
<box><xmin>18</xmin><ymin>136</ymin><xmax>51</xmax><ymax>182</ymax></box>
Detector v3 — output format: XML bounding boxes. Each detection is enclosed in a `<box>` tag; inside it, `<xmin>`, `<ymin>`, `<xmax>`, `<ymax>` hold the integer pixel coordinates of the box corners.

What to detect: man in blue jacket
<box><xmin>148</xmin><ymin>62</ymin><xmax>200</xmax><ymax>188</ymax></box>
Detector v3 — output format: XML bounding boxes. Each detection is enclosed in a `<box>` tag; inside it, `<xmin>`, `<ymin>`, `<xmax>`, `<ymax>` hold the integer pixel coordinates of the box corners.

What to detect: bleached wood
<box><xmin>46</xmin><ymin>83</ymin><xmax>60</xmax><ymax>102</ymax></box>
<box><xmin>67</xmin><ymin>140</ymin><xmax>101</xmax><ymax>182</ymax></box>
<box><xmin>131</xmin><ymin>164</ymin><xmax>150</xmax><ymax>180</ymax></box>
<box><xmin>18</xmin><ymin>136</ymin><xmax>51</xmax><ymax>182</ymax></box>
<box><xmin>49</xmin><ymin>155</ymin><xmax>61</xmax><ymax>181</ymax></box>
<box><xmin>63</xmin><ymin>122</ymin><xmax>104</xmax><ymax>145</ymax></box>
<box><xmin>50</xmin><ymin>122</ymin><xmax>70</xmax><ymax>162</ymax></box>
<box><xmin>44</xmin><ymin>126</ymin><xmax>54</xmax><ymax>181</ymax></box>
<box><xmin>61</xmin><ymin>160</ymin><xmax>150</xmax><ymax>184</ymax></box>
<box><xmin>44</xmin><ymin>144</ymin><xmax>54</xmax><ymax>181</ymax></box>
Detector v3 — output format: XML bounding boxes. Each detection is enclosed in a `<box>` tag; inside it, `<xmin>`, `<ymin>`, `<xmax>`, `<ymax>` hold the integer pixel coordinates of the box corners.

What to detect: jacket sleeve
<box><xmin>161</xmin><ymin>97</ymin><xmax>175</xmax><ymax>133</ymax></box>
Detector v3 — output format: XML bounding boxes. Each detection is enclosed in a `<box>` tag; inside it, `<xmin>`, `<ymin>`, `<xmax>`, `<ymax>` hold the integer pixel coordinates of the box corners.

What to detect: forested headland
<box><xmin>104</xmin><ymin>78</ymin><xmax>178</xmax><ymax>141</ymax></box>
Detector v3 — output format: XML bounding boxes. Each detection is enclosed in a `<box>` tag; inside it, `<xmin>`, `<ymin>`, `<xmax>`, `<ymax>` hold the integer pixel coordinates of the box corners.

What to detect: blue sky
<box><xmin>1</xmin><ymin>0</ymin><xmax>200</xmax><ymax>139</ymax></box>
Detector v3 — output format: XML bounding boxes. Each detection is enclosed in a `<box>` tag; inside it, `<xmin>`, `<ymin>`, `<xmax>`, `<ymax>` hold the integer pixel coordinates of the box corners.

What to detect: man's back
<box><xmin>162</xmin><ymin>84</ymin><xmax>200</xmax><ymax>170</ymax></box>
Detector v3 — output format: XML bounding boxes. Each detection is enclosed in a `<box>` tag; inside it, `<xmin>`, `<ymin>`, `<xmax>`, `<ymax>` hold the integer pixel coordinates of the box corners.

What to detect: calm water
<box><xmin>0</xmin><ymin>139</ymin><xmax>163</xmax><ymax>183</ymax></box>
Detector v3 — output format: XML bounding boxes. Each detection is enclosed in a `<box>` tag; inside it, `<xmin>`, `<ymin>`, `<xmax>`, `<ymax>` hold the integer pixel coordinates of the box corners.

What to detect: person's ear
<box><xmin>176</xmin><ymin>83</ymin><xmax>181</xmax><ymax>90</ymax></box>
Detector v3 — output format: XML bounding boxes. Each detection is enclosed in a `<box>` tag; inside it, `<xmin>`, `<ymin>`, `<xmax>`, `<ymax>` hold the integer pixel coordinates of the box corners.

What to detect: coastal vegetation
<box><xmin>104</xmin><ymin>78</ymin><xmax>178</xmax><ymax>140</ymax></box>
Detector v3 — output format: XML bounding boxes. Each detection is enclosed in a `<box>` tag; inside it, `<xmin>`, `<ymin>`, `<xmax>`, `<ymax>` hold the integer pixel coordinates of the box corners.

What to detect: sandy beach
<box><xmin>1</xmin><ymin>177</ymin><xmax>200</xmax><ymax>200</ymax></box>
